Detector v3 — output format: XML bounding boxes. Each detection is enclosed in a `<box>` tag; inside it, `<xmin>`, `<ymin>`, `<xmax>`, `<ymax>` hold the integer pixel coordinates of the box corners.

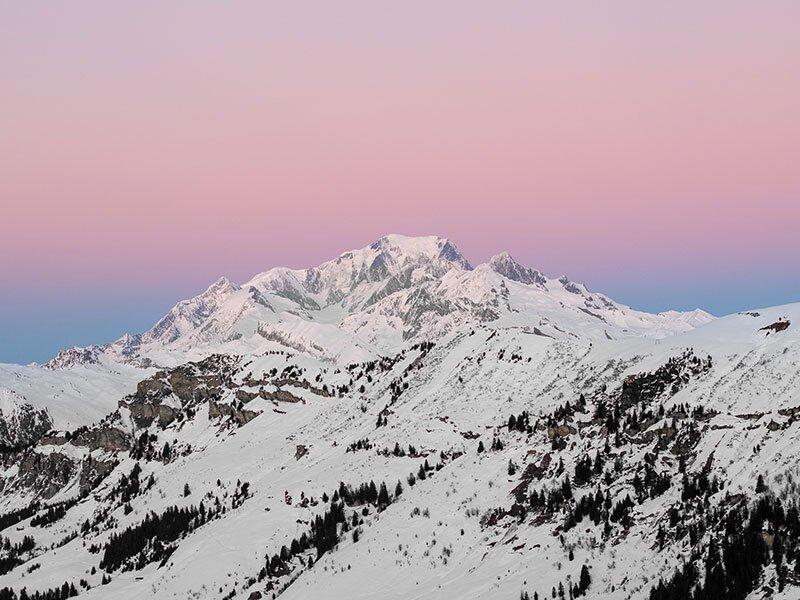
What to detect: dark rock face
<box><xmin>242</xmin><ymin>375</ymin><xmax>331</xmax><ymax>399</ymax></box>
<box><xmin>72</xmin><ymin>426</ymin><xmax>131</xmax><ymax>452</ymax></box>
<box><xmin>439</xmin><ymin>240</ymin><xmax>473</xmax><ymax>270</ymax></box>
<box><xmin>0</xmin><ymin>403</ymin><xmax>53</xmax><ymax>451</ymax></box>
<box><xmin>295</xmin><ymin>445</ymin><xmax>308</xmax><ymax>460</ymax></box>
<box><xmin>760</xmin><ymin>319</ymin><xmax>790</xmax><ymax>334</ymax></box>
<box><xmin>547</xmin><ymin>424</ymin><xmax>576</xmax><ymax>439</ymax></box>
<box><xmin>38</xmin><ymin>433</ymin><xmax>69</xmax><ymax>446</ymax></box>
<box><xmin>1</xmin><ymin>448</ymin><xmax>116</xmax><ymax>499</ymax></box>
<box><xmin>617</xmin><ymin>351</ymin><xmax>712</xmax><ymax>411</ymax></box>
<box><xmin>489</xmin><ymin>253</ymin><xmax>546</xmax><ymax>288</ymax></box>
<box><xmin>16</xmin><ymin>451</ymin><xmax>76</xmax><ymax>499</ymax></box>
<box><xmin>208</xmin><ymin>400</ymin><xmax>260</xmax><ymax>425</ymax></box>
<box><xmin>79</xmin><ymin>455</ymin><xmax>117</xmax><ymax>494</ymax></box>
<box><xmin>125</xmin><ymin>401</ymin><xmax>178</xmax><ymax>429</ymax></box>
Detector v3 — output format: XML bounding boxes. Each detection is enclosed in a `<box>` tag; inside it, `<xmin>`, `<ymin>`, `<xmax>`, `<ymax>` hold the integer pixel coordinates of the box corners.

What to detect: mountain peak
<box><xmin>205</xmin><ymin>276</ymin><xmax>238</xmax><ymax>293</ymax></box>
<box><xmin>367</xmin><ymin>234</ymin><xmax>472</xmax><ymax>270</ymax></box>
<box><xmin>488</xmin><ymin>252</ymin><xmax>546</xmax><ymax>287</ymax></box>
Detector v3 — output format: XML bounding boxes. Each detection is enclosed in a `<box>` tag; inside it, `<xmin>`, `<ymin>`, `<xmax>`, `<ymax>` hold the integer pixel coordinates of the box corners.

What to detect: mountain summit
<box><xmin>42</xmin><ymin>234</ymin><xmax>714</xmax><ymax>370</ymax></box>
<box><xmin>39</xmin><ymin>235</ymin><xmax>711</xmax><ymax>370</ymax></box>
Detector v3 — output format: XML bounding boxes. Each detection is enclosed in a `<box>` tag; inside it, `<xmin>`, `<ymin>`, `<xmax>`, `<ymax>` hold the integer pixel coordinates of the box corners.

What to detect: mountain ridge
<box><xmin>38</xmin><ymin>234</ymin><xmax>713</xmax><ymax>371</ymax></box>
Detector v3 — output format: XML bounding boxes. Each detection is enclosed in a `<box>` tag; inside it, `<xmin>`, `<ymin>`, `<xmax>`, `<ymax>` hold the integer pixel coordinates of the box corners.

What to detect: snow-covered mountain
<box><xmin>3</xmin><ymin>235</ymin><xmax>798</xmax><ymax>600</ymax></box>
<box><xmin>42</xmin><ymin>234</ymin><xmax>712</xmax><ymax>369</ymax></box>
<box><xmin>1</xmin><ymin>234</ymin><xmax>711</xmax><ymax>441</ymax></box>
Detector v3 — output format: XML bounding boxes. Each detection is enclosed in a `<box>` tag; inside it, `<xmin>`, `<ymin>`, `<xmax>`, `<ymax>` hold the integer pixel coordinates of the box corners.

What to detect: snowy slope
<box><xmin>5</xmin><ymin>236</ymin><xmax>798</xmax><ymax>600</ymax></box>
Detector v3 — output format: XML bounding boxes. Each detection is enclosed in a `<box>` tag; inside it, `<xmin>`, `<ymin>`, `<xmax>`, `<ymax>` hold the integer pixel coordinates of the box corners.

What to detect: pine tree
<box><xmin>579</xmin><ymin>565</ymin><xmax>591</xmax><ymax>594</ymax></box>
<box><xmin>377</xmin><ymin>482</ymin><xmax>390</xmax><ymax>507</ymax></box>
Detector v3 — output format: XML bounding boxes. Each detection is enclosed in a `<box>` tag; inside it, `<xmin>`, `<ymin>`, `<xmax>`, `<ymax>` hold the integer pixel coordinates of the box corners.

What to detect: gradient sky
<box><xmin>2</xmin><ymin>2</ymin><xmax>799</xmax><ymax>364</ymax></box>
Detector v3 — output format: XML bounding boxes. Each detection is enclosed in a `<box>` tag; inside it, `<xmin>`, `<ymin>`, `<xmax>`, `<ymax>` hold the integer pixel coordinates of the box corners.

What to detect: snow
<box><xmin>2</xmin><ymin>235</ymin><xmax>795</xmax><ymax>600</ymax></box>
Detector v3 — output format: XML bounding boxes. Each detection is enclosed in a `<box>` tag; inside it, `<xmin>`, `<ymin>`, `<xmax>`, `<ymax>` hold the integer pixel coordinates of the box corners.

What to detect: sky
<box><xmin>1</xmin><ymin>1</ymin><xmax>799</xmax><ymax>364</ymax></box>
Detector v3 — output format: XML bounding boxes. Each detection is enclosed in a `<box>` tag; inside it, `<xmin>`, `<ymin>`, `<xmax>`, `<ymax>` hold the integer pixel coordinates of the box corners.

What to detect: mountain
<box><xmin>6</xmin><ymin>234</ymin><xmax>711</xmax><ymax>442</ymax></box>
<box><xmin>44</xmin><ymin>234</ymin><xmax>711</xmax><ymax>369</ymax></box>
<box><xmin>3</xmin><ymin>235</ymin><xmax>798</xmax><ymax>600</ymax></box>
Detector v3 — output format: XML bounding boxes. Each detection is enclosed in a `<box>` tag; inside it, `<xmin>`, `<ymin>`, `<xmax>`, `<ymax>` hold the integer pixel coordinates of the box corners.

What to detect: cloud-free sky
<box><xmin>2</xmin><ymin>1</ymin><xmax>799</xmax><ymax>363</ymax></box>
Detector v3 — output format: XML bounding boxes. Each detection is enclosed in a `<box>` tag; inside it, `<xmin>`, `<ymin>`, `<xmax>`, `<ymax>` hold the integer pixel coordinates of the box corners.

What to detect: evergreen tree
<box><xmin>377</xmin><ymin>482</ymin><xmax>390</xmax><ymax>507</ymax></box>
<box><xmin>578</xmin><ymin>565</ymin><xmax>591</xmax><ymax>595</ymax></box>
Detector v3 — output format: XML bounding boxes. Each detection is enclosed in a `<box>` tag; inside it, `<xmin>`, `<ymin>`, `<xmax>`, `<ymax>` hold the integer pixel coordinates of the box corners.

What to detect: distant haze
<box><xmin>2</xmin><ymin>2</ymin><xmax>799</xmax><ymax>363</ymax></box>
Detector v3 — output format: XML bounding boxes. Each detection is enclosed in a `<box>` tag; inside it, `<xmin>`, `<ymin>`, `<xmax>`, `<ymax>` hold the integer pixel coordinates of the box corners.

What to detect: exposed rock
<box><xmin>512</xmin><ymin>453</ymin><xmax>551</xmax><ymax>502</ymax></box>
<box><xmin>760</xmin><ymin>319</ymin><xmax>790</xmax><ymax>334</ymax></box>
<box><xmin>260</xmin><ymin>389</ymin><xmax>305</xmax><ymax>404</ymax></box>
<box><xmin>123</xmin><ymin>399</ymin><xmax>178</xmax><ymax>429</ymax></box>
<box><xmin>272</xmin><ymin>378</ymin><xmax>332</xmax><ymax>398</ymax></box>
<box><xmin>236</xmin><ymin>389</ymin><xmax>258</xmax><ymax>404</ymax></box>
<box><xmin>79</xmin><ymin>455</ymin><xmax>117</xmax><ymax>494</ymax></box>
<box><xmin>547</xmin><ymin>424</ymin><xmax>576</xmax><ymax>440</ymax></box>
<box><xmin>16</xmin><ymin>451</ymin><xmax>75</xmax><ymax>499</ymax></box>
<box><xmin>489</xmin><ymin>252</ymin><xmax>547</xmax><ymax>288</ymax></box>
<box><xmin>0</xmin><ymin>401</ymin><xmax>53</xmax><ymax>451</ymax></box>
<box><xmin>73</xmin><ymin>426</ymin><xmax>130</xmax><ymax>452</ymax></box>
<box><xmin>39</xmin><ymin>433</ymin><xmax>69</xmax><ymax>446</ymax></box>
<box><xmin>208</xmin><ymin>400</ymin><xmax>260</xmax><ymax>426</ymax></box>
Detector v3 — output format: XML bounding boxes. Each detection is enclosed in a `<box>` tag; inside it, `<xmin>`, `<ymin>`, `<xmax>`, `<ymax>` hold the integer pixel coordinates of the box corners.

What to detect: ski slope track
<box><xmin>0</xmin><ymin>235</ymin><xmax>798</xmax><ymax>600</ymax></box>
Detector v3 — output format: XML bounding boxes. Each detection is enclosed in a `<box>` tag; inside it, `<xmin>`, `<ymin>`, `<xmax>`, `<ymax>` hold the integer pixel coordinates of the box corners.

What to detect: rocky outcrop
<box><xmin>72</xmin><ymin>426</ymin><xmax>130</xmax><ymax>452</ymax></box>
<box><xmin>295</xmin><ymin>445</ymin><xmax>308</xmax><ymax>460</ymax></box>
<box><xmin>15</xmin><ymin>451</ymin><xmax>76</xmax><ymax>499</ymax></box>
<box><xmin>617</xmin><ymin>351</ymin><xmax>712</xmax><ymax>410</ymax></box>
<box><xmin>760</xmin><ymin>319</ymin><xmax>790</xmax><ymax>334</ymax></box>
<box><xmin>208</xmin><ymin>400</ymin><xmax>260</xmax><ymax>426</ymax></box>
<box><xmin>124</xmin><ymin>400</ymin><xmax>178</xmax><ymax>428</ymax></box>
<box><xmin>120</xmin><ymin>355</ymin><xmax>241</xmax><ymax>427</ymax></box>
<box><xmin>260</xmin><ymin>389</ymin><xmax>305</xmax><ymax>404</ymax></box>
<box><xmin>547</xmin><ymin>424</ymin><xmax>576</xmax><ymax>440</ymax></box>
<box><xmin>79</xmin><ymin>455</ymin><xmax>117</xmax><ymax>494</ymax></box>
<box><xmin>489</xmin><ymin>252</ymin><xmax>547</xmax><ymax>289</ymax></box>
<box><xmin>39</xmin><ymin>433</ymin><xmax>69</xmax><ymax>446</ymax></box>
<box><xmin>0</xmin><ymin>401</ymin><xmax>53</xmax><ymax>451</ymax></box>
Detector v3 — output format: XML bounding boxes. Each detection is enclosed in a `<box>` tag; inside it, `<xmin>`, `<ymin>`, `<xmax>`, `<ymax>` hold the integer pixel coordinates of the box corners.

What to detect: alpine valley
<box><xmin>1</xmin><ymin>234</ymin><xmax>798</xmax><ymax>600</ymax></box>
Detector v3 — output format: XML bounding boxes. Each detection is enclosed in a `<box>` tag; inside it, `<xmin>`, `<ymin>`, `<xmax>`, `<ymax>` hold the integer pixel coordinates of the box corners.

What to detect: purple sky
<box><xmin>2</xmin><ymin>2</ymin><xmax>799</xmax><ymax>363</ymax></box>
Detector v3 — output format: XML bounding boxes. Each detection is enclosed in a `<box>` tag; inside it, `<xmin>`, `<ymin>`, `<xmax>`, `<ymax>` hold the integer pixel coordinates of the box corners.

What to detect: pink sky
<box><xmin>1</xmin><ymin>2</ymin><xmax>799</xmax><ymax>362</ymax></box>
